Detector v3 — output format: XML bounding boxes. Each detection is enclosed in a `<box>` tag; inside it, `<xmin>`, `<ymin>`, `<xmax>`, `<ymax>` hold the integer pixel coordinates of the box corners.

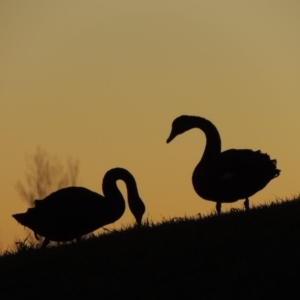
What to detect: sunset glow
<box><xmin>1</xmin><ymin>1</ymin><xmax>300</xmax><ymax>250</ymax></box>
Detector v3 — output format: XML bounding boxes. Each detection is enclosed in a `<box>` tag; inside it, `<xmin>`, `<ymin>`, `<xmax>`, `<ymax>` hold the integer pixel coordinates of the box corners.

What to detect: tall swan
<box><xmin>13</xmin><ymin>167</ymin><xmax>146</xmax><ymax>247</ymax></box>
<box><xmin>166</xmin><ymin>115</ymin><xmax>280</xmax><ymax>214</ymax></box>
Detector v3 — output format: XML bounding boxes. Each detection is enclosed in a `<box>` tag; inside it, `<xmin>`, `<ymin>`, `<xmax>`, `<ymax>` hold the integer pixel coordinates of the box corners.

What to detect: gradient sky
<box><xmin>1</xmin><ymin>0</ymin><xmax>300</xmax><ymax>251</ymax></box>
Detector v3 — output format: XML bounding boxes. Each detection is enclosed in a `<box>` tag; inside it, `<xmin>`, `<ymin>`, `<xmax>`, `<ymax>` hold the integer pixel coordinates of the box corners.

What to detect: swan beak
<box><xmin>166</xmin><ymin>130</ymin><xmax>177</xmax><ymax>143</ymax></box>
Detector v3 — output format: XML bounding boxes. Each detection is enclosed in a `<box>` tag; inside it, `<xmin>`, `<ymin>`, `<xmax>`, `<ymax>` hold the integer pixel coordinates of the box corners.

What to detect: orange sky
<box><xmin>1</xmin><ymin>0</ymin><xmax>300</xmax><ymax>251</ymax></box>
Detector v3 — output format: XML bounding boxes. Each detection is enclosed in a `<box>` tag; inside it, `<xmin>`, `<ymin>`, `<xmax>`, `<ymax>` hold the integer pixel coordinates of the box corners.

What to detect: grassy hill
<box><xmin>1</xmin><ymin>197</ymin><xmax>300</xmax><ymax>299</ymax></box>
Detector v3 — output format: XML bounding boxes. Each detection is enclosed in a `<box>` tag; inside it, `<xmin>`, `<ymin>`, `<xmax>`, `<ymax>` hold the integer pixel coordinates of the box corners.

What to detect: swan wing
<box><xmin>194</xmin><ymin>149</ymin><xmax>279</xmax><ymax>202</ymax></box>
<box><xmin>15</xmin><ymin>187</ymin><xmax>112</xmax><ymax>241</ymax></box>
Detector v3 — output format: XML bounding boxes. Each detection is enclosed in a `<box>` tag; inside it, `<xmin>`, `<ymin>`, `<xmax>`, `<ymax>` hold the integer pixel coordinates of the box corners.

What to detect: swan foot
<box><xmin>244</xmin><ymin>198</ymin><xmax>249</xmax><ymax>211</ymax></box>
<box><xmin>216</xmin><ymin>202</ymin><xmax>221</xmax><ymax>215</ymax></box>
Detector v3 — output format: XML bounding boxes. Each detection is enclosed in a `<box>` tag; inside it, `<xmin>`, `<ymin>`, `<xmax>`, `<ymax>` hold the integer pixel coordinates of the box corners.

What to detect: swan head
<box><xmin>128</xmin><ymin>194</ymin><xmax>146</xmax><ymax>227</ymax></box>
<box><xmin>167</xmin><ymin>115</ymin><xmax>197</xmax><ymax>143</ymax></box>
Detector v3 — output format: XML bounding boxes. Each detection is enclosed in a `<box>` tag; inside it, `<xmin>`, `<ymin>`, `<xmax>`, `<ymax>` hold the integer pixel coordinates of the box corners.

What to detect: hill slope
<box><xmin>1</xmin><ymin>197</ymin><xmax>300</xmax><ymax>298</ymax></box>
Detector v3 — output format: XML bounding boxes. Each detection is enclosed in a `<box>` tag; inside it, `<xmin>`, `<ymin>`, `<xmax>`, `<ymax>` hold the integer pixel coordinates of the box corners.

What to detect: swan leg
<box><xmin>34</xmin><ymin>231</ymin><xmax>39</xmax><ymax>241</ymax></box>
<box><xmin>244</xmin><ymin>198</ymin><xmax>249</xmax><ymax>211</ymax></box>
<box><xmin>216</xmin><ymin>202</ymin><xmax>221</xmax><ymax>215</ymax></box>
<box><xmin>41</xmin><ymin>238</ymin><xmax>50</xmax><ymax>249</ymax></box>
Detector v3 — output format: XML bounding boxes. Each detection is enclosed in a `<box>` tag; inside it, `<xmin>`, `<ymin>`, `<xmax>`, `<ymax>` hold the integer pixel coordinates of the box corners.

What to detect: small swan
<box><xmin>13</xmin><ymin>167</ymin><xmax>146</xmax><ymax>247</ymax></box>
<box><xmin>167</xmin><ymin>115</ymin><xmax>280</xmax><ymax>214</ymax></box>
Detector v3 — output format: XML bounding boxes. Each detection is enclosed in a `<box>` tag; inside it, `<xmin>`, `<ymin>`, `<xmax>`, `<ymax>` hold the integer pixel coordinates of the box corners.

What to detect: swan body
<box><xmin>167</xmin><ymin>115</ymin><xmax>280</xmax><ymax>214</ymax></box>
<box><xmin>13</xmin><ymin>168</ymin><xmax>146</xmax><ymax>247</ymax></box>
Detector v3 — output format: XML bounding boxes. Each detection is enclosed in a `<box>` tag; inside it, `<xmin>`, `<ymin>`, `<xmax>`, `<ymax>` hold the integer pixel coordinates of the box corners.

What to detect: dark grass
<box><xmin>1</xmin><ymin>196</ymin><xmax>300</xmax><ymax>298</ymax></box>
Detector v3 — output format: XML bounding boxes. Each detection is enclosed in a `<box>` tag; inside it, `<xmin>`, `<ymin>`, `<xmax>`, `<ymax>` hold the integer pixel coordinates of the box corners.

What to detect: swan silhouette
<box><xmin>166</xmin><ymin>115</ymin><xmax>280</xmax><ymax>214</ymax></box>
<box><xmin>13</xmin><ymin>167</ymin><xmax>146</xmax><ymax>247</ymax></box>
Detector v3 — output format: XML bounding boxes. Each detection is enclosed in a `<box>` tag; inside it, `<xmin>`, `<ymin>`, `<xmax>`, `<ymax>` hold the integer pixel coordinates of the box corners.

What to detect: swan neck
<box><xmin>102</xmin><ymin>168</ymin><xmax>138</xmax><ymax>198</ymax></box>
<box><xmin>102</xmin><ymin>172</ymin><xmax>124</xmax><ymax>202</ymax></box>
<box><xmin>193</xmin><ymin>116</ymin><xmax>221</xmax><ymax>161</ymax></box>
<box><xmin>102</xmin><ymin>168</ymin><xmax>144</xmax><ymax>224</ymax></box>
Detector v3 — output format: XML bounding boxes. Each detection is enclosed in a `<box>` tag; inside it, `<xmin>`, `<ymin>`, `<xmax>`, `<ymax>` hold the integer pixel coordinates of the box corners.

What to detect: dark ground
<box><xmin>1</xmin><ymin>197</ymin><xmax>300</xmax><ymax>299</ymax></box>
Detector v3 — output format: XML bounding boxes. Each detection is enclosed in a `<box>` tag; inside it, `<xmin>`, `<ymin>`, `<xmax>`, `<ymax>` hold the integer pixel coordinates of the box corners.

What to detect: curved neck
<box><xmin>188</xmin><ymin>116</ymin><xmax>221</xmax><ymax>162</ymax></box>
<box><xmin>102</xmin><ymin>168</ymin><xmax>144</xmax><ymax>224</ymax></box>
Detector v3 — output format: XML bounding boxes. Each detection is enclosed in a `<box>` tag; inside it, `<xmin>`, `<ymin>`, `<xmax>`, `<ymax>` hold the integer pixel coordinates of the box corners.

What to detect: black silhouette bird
<box><xmin>166</xmin><ymin>115</ymin><xmax>280</xmax><ymax>214</ymax></box>
<box><xmin>13</xmin><ymin>167</ymin><xmax>146</xmax><ymax>247</ymax></box>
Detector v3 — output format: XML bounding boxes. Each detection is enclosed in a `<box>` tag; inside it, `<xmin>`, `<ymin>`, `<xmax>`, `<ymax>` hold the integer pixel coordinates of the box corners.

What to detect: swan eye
<box><xmin>220</xmin><ymin>173</ymin><xmax>234</xmax><ymax>180</ymax></box>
